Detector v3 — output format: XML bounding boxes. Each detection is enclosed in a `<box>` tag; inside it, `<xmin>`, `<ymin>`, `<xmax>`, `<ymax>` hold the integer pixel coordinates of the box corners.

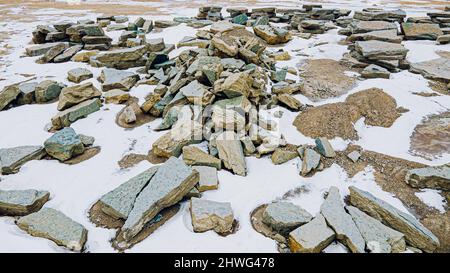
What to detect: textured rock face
<box><xmin>182</xmin><ymin>146</ymin><xmax>222</xmax><ymax>169</ymax></box>
<box><xmin>355</xmin><ymin>40</ymin><xmax>409</xmax><ymax>60</ymax></box>
<box><xmin>54</xmin><ymin>44</ymin><xmax>84</xmax><ymax>63</ymax></box>
<box><xmin>361</xmin><ymin>64</ymin><xmax>390</xmax><ymax>79</ymax></box>
<box><xmin>253</xmin><ymin>25</ymin><xmax>291</xmax><ymax>45</ymax></box>
<box><xmin>215</xmin><ymin>131</ymin><xmax>247</xmax><ymax>176</ymax></box>
<box><xmin>0</xmin><ymin>83</ymin><xmax>21</xmax><ymax>111</ymax></box>
<box><xmin>180</xmin><ymin>80</ymin><xmax>215</xmax><ymax>106</ymax></box>
<box><xmin>409</xmin><ymin>58</ymin><xmax>450</xmax><ymax>83</ymax></box>
<box><xmin>57</xmin><ymin>82</ymin><xmax>101</xmax><ymax>111</ymax></box>
<box><xmin>350</xmin><ymin>20</ymin><xmax>398</xmax><ymax>34</ymax></box>
<box><xmin>16</xmin><ymin>82</ymin><xmax>38</xmax><ymax>105</ymax></box>
<box><xmin>98</xmin><ymin>167</ymin><xmax>159</xmax><ymax>220</ymax></box>
<box><xmin>297</xmin><ymin>59</ymin><xmax>356</xmax><ymax>101</ymax></box>
<box><xmin>348</xmin><ymin>29</ymin><xmax>402</xmax><ymax>43</ymax></box>
<box><xmin>99</xmin><ymin>68</ymin><xmax>139</xmax><ymax>91</ymax></box>
<box><xmin>26</xmin><ymin>42</ymin><xmax>67</xmax><ymax>57</ymax></box>
<box><xmin>190</xmin><ymin>197</ymin><xmax>234</xmax><ymax>234</ymax></box>
<box><xmin>35</xmin><ymin>80</ymin><xmax>65</xmax><ymax>103</ymax></box>
<box><xmin>401</xmin><ymin>23</ymin><xmax>443</xmax><ymax>40</ymax></box>
<box><xmin>193</xmin><ymin>166</ymin><xmax>219</xmax><ymax>192</ymax></box>
<box><xmin>262</xmin><ymin>202</ymin><xmax>312</xmax><ymax>234</ymax></box>
<box><xmin>315</xmin><ymin>137</ymin><xmax>336</xmax><ymax>158</ymax></box>
<box><xmin>271</xmin><ymin>145</ymin><xmax>298</xmax><ymax>165</ymax></box>
<box><xmin>0</xmin><ymin>146</ymin><xmax>45</xmax><ymax>174</ymax></box>
<box><xmin>320</xmin><ymin>187</ymin><xmax>365</xmax><ymax>253</ymax></box>
<box><xmin>405</xmin><ymin>166</ymin><xmax>450</xmax><ymax>191</ymax></box>
<box><xmin>67</xmin><ymin>68</ymin><xmax>93</xmax><ymax>83</ymax></box>
<box><xmin>349</xmin><ymin>186</ymin><xmax>440</xmax><ymax>252</ymax></box>
<box><xmin>288</xmin><ymin>214</ymin><xmax>335</xmax><ymax>253</ymax></box>
<box><xmin>152</xmin><ymin>122</ymin><xmax>203</xmax><ymax>158</ymax></box>
<box><xmin>347</xmin><ymin>206</ymin><xmax>406</xmax><ymax>253</ymax></box>
<box><xmin>0</xmin><ymin>190</ymin><xmax>50</xmax><ymax>216</ymax></box>
<box><xmin>17</xmin><ymin>208</ymin><xmax>88</xmax><ymax>252</ymax></box>
<box><xmin>93</xmin><ymin>45</ymin><xmax>147</xmax><ymax>63</ymax></box>
<box><xmin>103</xmin><ymin>89</ymin><xmax>130</xmax><ymax>104</ymax></box>
<box><xmin>51</xmin><ymin>98</ymin><xmax>102</xmax><ymax>130</ymax></box>
<box><xmin>44</xmin><ymin>127</ymin><xmax>85</xmax><ymax>161</ymax></box>
<box><xmin>120</xmin><ymin>157</ymin><xmax>199</xmax><ymax>241</ymax></box>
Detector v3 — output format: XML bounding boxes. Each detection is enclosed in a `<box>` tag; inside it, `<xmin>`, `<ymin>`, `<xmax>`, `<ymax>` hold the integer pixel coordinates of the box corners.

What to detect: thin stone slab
<box><xmin>51</xmin><ymin>98</ymin><xmax>102</xmax><ymax>130</ymax></box>
<box><xmin>99</xmin><ymin>68</ymin><xmax>139</xmax><ymax>91</ymax></box>
<box><xmin>193</xmin><ymin>166</ymin><xmax>219</xmax><ymax>192</ymax></box>
<box><xmin>0</xmin><ymin>146</ymin><xmax>45</xmax><ymax>174</ymax></box>
<box><xmin>348</xmin><ymin>29</ymin><xmax>402</xmax><ymax>43</ymax></box>
<box><xmin>405</xmin><ymin>165</ymin><xmax>450</xmax><ymax>191</ymax></box>
<box><xmin>17</xmin><ymin>208</ymin><xmax>88</xmax><ymax>252</ymax></box>
<box><xmin>67</xmin><ymin>68</ymin><xmax>93</xmax><ymax>83</ymax></box>
<box><xmin>288</xmin><ymin>214</ymin><xmax>335</xmax><ymax>253</ymax></box>
<box><xmin>0</xmin><ymin>83</ymin><xmax>20</xmax><ymax>111</ymax></box>
<box><xmin>300</xmin><ymin>148</ymin><xmax>321</xmax><ymax>176</ymax></box>
<box><xmin>347</xmin><ymin>206</ymin><xmax>406</xmax><ymax>253</ymax></box>
<box><xmin>349</xmin><ymin>186</ymin><xmax>440</xmax><ymax>252</ymax></box>
<box><xmin>216</xmin><ymin>131</ymin><xmax>247</xmax><ymax>176</ymax></box>
<box><xmin>98</xmin><ymin>166</ymin><xmax>159</xmax><ymax>220</ymax></box>
<box><xmin>25</xmin><ymin>42</ymin><xmax>68</xmax><ymax>57</ymax></box>
<box><xmin>355</xmin><ymin>40</ymin><xmax>409</xmax><ymax>60</ymax></box>
<box><xmin>315</xmin><ymin>137</ymin><xmax>336</xmax><ymax>158</ymax></box>
<box><xmin>182</xmin><ymin>146</ymin><xmax>222</xmax><ymax>169</ymax></box>
<box><xmin>262</xmin><ymin>202</ymin><xmax>313</xmax><ymax>234</ymax></box>
<box><xmin>401</xmin><ymin>23</ymin><xmax>443</xmax><ymax>40</ymax></box>
<box><xmin>190</xmin><ymin>197</ymin><xmax>234</xmax><ymax>234</ymax></box>
<box><xmin>350</xmin><ymin>20</ymin><xmax>398</xmax><ymax>34</ymax></box>
<box><xmin>320</xmin><ymin>187</ymin><xmax>365</xmax><ymax>253</ymax></box>
<box><xmin>0</xmin><ymin>189</ymin><xmax>50</xmax><ymax>216</ymax></box>
<box><xmin>409</xmin><ymin>58</ymin><xmax>450</xmax><ymax>82</ymax></box>
<box><xmin>57</xmin><ymin>82</ymin><xmax>101</xmax><ymax>111</ymax></box>
<box><xmin>120</xmin><ymin>157</ymin><xmax>199</xmax><ymax>241</ymax></box>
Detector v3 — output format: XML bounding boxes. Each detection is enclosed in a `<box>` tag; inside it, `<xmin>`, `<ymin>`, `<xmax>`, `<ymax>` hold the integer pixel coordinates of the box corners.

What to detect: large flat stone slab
<box><xmin>409</xmin><ymin>58</ymin><xmax>450</xmax><ymax>83</ymax></box>
<box><xmin>215</xmin><ymin>131</ymin><xmax>247</xmax><ymax>176</ymax></box>
<box><xmin>119</xmin><ymin>157</ymin><xmax>199</xmax><ymax>241</ymax></box>
<box><xmin>0</xmin><ymin>189</ymin><xmax>50</xmax><ymax>216</ymax></box>
<box><xmin>349</xmin><ymin>186</ymin><xmax>439</xmax><ymax>252</ymax></box>
<box><xmin>288</xmin><ymin>214</ymin><xmax>335</xmax><ymax>253</ymax></box>
<box><xmin>320</xmin><ymin>187</ymin><xmax>365</xmax><ymax>253</ymax></box>
<box><xmin>347</xmin><ymin>206</ymin><xmax>406</xmax><ymax>253</ymax></box>
<box><xmin>262</xmin><ymin>202</ymin><xmax>312</xmax><ymax>234</ymax></box>
<box><xmin>405</xmin><ymin>165</ymin><xmax>450</xmax><ymax>191</ymax></box>
<box><xmin>51</xmin><ymin>98</ymin><xmax>102</xmax><ymax>130</ymax></box>
<box><xmin>0</xmin><ymin>146</ymin><xmax>45</xmax><ymax>174</ymax></box>
<box><xmin>190</xmin><ymin>197</ymin><xmax>234</xmax><ymax>234</ymax></box>
<box><xmin>17</xmin><ymin>208</ymin><xmax>88</xmax><ymax>252</ymax></box>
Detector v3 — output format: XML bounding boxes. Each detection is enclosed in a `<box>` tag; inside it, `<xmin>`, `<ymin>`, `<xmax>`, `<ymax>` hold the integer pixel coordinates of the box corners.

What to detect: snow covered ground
<box><xmin>0</xmin><ymin>1</ymin><xmax>448</xmax><ymax>252</ymax></box>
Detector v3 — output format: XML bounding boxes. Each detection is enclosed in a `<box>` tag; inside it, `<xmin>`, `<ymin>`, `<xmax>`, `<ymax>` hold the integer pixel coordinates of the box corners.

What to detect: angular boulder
<box><xmin>98</xmin><ymin>68</ymin><xmax>139</xmax><ymax>91</ymax></box>
<box><xmin>0</xmin><ymin>189</ymin><xmax>50</xmax><ymax>216</ymax></box>
<box><xmin>262</xmin><ymin>202</ymin><xmax>313</xmax><ymax>234</ymax></box>
<box><xmin>44</xmin><ymin>127</ymin><xmax>85</xmax><ymax>161</ymax></box>
<box><xmin>51</xmin><ymin>98</ymin><xmax>102</xmax><ymax>130</ymax></box>
<box><xmin>288</xmin><ymin>214</ymin><xmax>335</xmax><ymax>253</ymax></box>
<box><xmin>57</xmin><ymin>82</ymin><xmax>101</xmax><ymax>111</ymax></box>
<box><xmin>405</xmin><ymin>165</ymin><xmax>450</xmax><ymax>191</ymax></box>
<box><xmin>190</xmin><ymin>197</ymin><xmax>234</xmax><ymax>234</ymax></box>
<box><xmin>182</xmin><ymin>146</ymin><xmax>221</xmax><ymax>169</ymax></box>
<box><xmin>0</xmin><ymin>146</ymin><xmax>45</xmax><ymax>174</ymax></box>
<box><xmin>215</xmin><ymin>131</ymin><xmax>247</xmax><ymax>176</ymax></box>
<box><xmin>193</xmin><ymin>166</ymin><xmax>219</xmax><ymax>192</ymax></box>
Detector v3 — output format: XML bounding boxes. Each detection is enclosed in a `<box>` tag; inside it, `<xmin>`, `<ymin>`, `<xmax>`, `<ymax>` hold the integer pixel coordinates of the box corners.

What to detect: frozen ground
<box><xmin>0</xmin><ymin>1</ymin><xmax>448</xmax><ymax>252</ymax></box>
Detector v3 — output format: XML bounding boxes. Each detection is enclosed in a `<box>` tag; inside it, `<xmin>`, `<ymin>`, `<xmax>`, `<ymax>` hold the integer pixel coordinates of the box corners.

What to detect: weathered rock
<box><xmin>355</xmin><ymin>40</ymin><xmax>409</xmax><ymax>60</ymax></box>
<box><xmin>16</xmin><ymin>82</ymin><xmax>38</xmax><ymax>105</ymax></box>
<box><xmin>409</xmin><ymin>58</ymin><xmax>450</xmax><ymax>83</ymax></box>
<box><xmin>152</xmin><ymin>122</ymin><xmax>203</xmax><ymax>158</ymax></box>
<box><xmin>44</xmin><ymin>127</ymin><xmax>85</xmax><ymax>161</ymax></box>
<box><xmin>53</xmin><ymin>44</ymin><xmax>84</xmax><ymax>63</ymax></box>
<box><xmin>297</xmin><ymin>59</ymin><xmax>356</xmax><ymax>101</ymax></box>
<box><xmin>154</xmin><ymin>20</ymin><xmax>180</xmax><ymax>28</ymax></box>
<box><xmin>51</xmin><ymin>98</ymin><xmax>102</xmax><ymax>130</ymax></box>
<box><xmin>98</xmin><ymin>167</ymin><xmax>159</xmax><ymax>220</ymax></box>
<box><xmin>218</xmin><ymin>72</ymin><xmax>251</xmax><ymax>98</ymax></box>
<box><xmin>67</xmin><ymin>68</ymin><xmax>93</xmax><ymax>83</ymax></box>
<box><xmin>405</xmin><ymin>165</ymin><xmax>450</xmax><ymax>191</ymax></box>
<box><xmin>17</xmin><ymin>208</ymin><xmax>87</xmax><ymax>252</ymax></box>
<box><xmin>216</xmin><ymin>131</ymin><xmax>246</xmax><ymax>176</ymax></box>
<box><xmin>98</xmin><ymin>68</ymin><xmax>139</xmax><ymax>91</ymax></box>
<box><xmin>347</xmin><ymin>206</ymin><xmax>406</xmax><ymax>253</ymax></box>
<box><xmin>315</xmin><ymin>137</ymin><xmax>336</xmax><ymax>158</ymax></box>
<box><xmin>0</xmin><ymin>83</ymin><xmax>20</xmax><ymax>110</ymax></box>
<box><xmin>142</xmin><ymin>20</ymin><xmax>154</xmax><ymax>33</ymax></box>
<box><xmin>212</xmin><ymin>107</ymin><xmax>246</xmax><ymax>132</ymax></box>
<box><xmin>271</xmin><ymin>82</ymin><xmax>303</xmax><ymax>95</ymax></box>
<box><xmin>182</xmin><ymin>146</ymin><xmax>221</xmax><ymax>169</ymax></box>
<box><xmin>361</xmin><ymin>64</ymin><xmax>390</xmax><ymax>79</ymax></box>
<box><xmin>277</xmin><ymin>94</ymin><xmax>302</xmax><ymax>111</ymax></box>
<box><xmin>350</xmin><ymin>20</ymin><xmax>398</xmax><ymax>34</ymax></box>
<box><xmin>82</xmin><ymin>35</ymin><xmax>112</xmax><ymax>45</ymax></box>
<box><xmin>210</xmin><ymin>21</ymin><xmax>243</xmax><ymax>34</ymax></box>
<box><xmin>348</xmin><ymin>29</ymin><xmax>402</xmax><ymax>43</ymax></box>
<box><xmin>437</xmin><ymin>34</ymin><xmax>450</xmax><ymax>44</ymax></box>
<box><xmin>190</xmin><ymin>197</ymin><xmax>234</xmax><ymax>234</ymax></box>
<box><xmin>211</xmin><ymin>35</ymin><xmax>239</xmax><ymax>57</ymax></box>
<box><xmin>349</xmin><ymin>186</ymin><xmax>440</xmax><ymax>252</ymax></box>
<box><xmin>193</xmin><ymin>166</ymin><xmax>219</xmax><ymax>192</ymax></box>
<box><xmin>103</xmin><ymin>89</ymin><xmax>130</xmax><ymax>104</ymax></box>
<box><xmin>321</xmin><ymin>187</ymin><xmax>365</xmax><ymax>253</ymax></box>
<box><xmin>300</xmin><ymin>148</ymin><xmax>321</xmax><ymax>176</ymax></box>
<box><xmin>0</xmin><ymin>146</ymin><xmax>45</xmax><ymax>174</ymax></box>
<box><xmin>78</xmin><ymin>134</ymin><xmax>95</xmax><ymax>146</ymax></box>
<box><xmin>262</xmin><ymin>202</ymin><xmax>312</xmax><ymax>234</ymax></box>
<box><xmin>91</xmin><ymin>45</ymin><xmax>147</xmax><ymax>68</ymax></box>
<box><xmin>253</xmin><ymin>25</ymin><xmax>291</xmax><ymax>44</ymax></box>
<box><xmin>289</xmin><ymin>214</ymin><xmax>335</xmax><ymax>253</ymax></box>
<box><xmin>38</xmin><ymin>42</ymin><xmax>68</xmax><ymax>63</ymax></box>
<box><xmin>0</xmin><ymin>189</ymin><xmax>49</xmax><ymax>216</ymax></box>
<box><xmin>119</xmin><ymin>157</ymin><xmax>199</xmax><ymax>241</ymax></box>
<box><xmin>57</xmin><ymin>82</ymin><xmax>101</xmax><ymax>111</ymax></box>
<box><xmin>271</xmin><ymin>144</ymin><xmax>298</xmax><ymax>165</ymax></box>
<box><xmin>122</xmin><ymin>106</ymin><xmax>137</xmax><ymax>124</ymax></box>
<box><xmin>72</xmin><ymin>50</ymin><xmax>98</xmax><ymax>62</ymax></box>
<box><xmin>35</xmin><ymin>80</ymin><xmax>65</xmax><ymax>103</ymax></box>
<box><xmin>26</xmin><ymin>42</ymin><xmax>68</xmax><ymax>57</ymax></box>
<box><xmin>347</xmin><ymin>150</ymin><xmax>361</xmax><ymax>162</ymax></box>
<box><xmin>353</xmin><ymin>9</ymin><xmax>406</xmax><ymax>22</ymax></box>
<box><xmin>401</xmin><ymin>23</ymin><xmax>443</xmax><ymax>40</ymax></box>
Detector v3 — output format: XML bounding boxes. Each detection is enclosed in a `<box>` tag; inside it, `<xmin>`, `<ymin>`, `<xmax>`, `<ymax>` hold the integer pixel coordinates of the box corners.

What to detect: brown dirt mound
<box><xmin>297</xmin><ymin>59</ymin><xmax>357</xmax><ymax>101</ymax></box>
<box><xmin>294</xmin><ymin>88</ymin><xmax>405</xmax><ymax>140</ymax></box>
<box><xmin>409</xmin><ymin>111</ymin><xmax>450</xmax><ymax>160</ymax></box>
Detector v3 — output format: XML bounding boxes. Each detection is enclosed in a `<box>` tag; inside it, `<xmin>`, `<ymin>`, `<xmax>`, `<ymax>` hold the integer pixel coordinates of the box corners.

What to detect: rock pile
<box><xmin>254</xmin><ymin>186</ymin><xmax>439</xmax><ymax>253</ymax></box>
